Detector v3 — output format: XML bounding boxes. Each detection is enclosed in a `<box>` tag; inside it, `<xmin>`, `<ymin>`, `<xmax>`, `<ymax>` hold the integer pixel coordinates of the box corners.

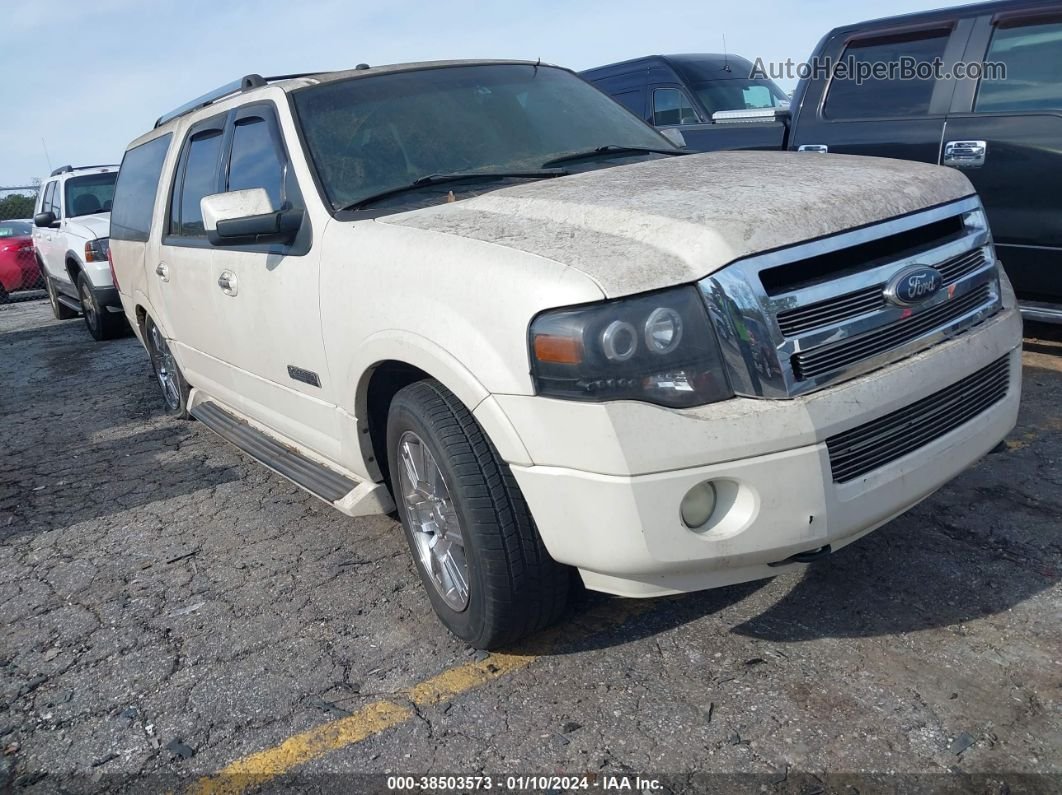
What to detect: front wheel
<box><xmin>143</xmin><ymin>315</ymin><xmax>190</xmax><ymax>418</ymax></box>
<box><xmin>387</xmin><ymin>379</ymin><xmax>570</xmax><ymax>649</ymax></box>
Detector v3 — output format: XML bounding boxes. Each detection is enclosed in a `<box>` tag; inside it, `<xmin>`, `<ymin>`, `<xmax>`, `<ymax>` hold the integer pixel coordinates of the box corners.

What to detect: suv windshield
<box><xmin>64</xmin><ymin>172</ymin><xmax>118</xmax><ymax>218</ymax></box>
<box><xmin>293</xmin><ymin>64</ymin><xmax>674</xmax><ymax>210</ymax></box>
<box><xmin>693</xmin><ymin>79</ymin><xmax>789</xmax><ymax>116</ymax></box>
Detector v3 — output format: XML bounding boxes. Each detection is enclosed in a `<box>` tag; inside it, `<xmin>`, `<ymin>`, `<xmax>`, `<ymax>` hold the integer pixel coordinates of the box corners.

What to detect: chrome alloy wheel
<box><xmin>149</xmin><ymin>323</ymin><xmax>182</xmax><ymax>411</ymax></box>
<box><xmin>397</xmin><ymin>430</ymin><xmax>470</xmax><ymax>611</ymax></box>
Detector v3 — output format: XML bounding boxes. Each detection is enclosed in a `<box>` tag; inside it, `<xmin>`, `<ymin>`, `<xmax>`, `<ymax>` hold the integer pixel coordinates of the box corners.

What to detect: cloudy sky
<box><xmin>2</xmin><ymin>0</ymin><xmax>971</xmax><ymax>186</ymax></box>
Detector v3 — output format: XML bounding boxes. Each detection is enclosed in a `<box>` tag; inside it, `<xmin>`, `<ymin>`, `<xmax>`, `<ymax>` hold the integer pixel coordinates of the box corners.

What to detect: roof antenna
<box><xmin>534</xmin><ymin>56</ymin><xmax>540</xmax><ymax>75</ymax></box>
<box><xmin>40</xmin><ymin>137</ymin><xmax>53</xmax><ymax>172</ymax></box>
<box><xmin>722</xmin><ymin>34</ymin><xmax>732</xmax><ymax>72</ymax></box>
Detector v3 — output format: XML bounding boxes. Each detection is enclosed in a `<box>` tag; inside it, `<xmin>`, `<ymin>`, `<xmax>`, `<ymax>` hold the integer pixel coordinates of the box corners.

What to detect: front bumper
<box><xmin>501</xmin><ymin>306</ymin><xmax>1022</xmax><ymax>597</ymax></box>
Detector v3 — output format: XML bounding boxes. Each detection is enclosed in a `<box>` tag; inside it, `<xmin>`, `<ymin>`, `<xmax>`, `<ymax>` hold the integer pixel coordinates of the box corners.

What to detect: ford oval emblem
<box><xmin>885</xmin><ymin>265</ymin><xmax>944</xmax><ymax>307</ymax></box>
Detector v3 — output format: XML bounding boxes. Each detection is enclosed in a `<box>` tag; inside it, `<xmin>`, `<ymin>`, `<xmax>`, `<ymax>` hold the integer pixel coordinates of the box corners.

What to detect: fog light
<box><xmin>680</xmin><ymin>481</ymin><xmax>717</xmax><ymax>529</ymax></box>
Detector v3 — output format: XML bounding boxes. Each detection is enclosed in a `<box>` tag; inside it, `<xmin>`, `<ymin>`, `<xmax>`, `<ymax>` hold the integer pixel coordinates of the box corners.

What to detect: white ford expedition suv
<box><xmin>33</xmin><ymin>165</ymin><xmax>127</xmax><ymax>340</ymax></box>
<box><xmin>110</xmin><ymin>61</ymin><xmax>1022</xmax><ymax>648</ymax></box>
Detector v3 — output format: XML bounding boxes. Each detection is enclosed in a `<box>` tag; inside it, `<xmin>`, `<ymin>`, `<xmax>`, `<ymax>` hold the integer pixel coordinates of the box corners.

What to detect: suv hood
<box><xmin>382</xmin><ymin>151</ymin><xmax>975</xmax><ymax>298</ymax></box>
<box><xmin>65</xmin><ymin>212</ymin><xmax>110</xmax><ymax>241</ymax></box>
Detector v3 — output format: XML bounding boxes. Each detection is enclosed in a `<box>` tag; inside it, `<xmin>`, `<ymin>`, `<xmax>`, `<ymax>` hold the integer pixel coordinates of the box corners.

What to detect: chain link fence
<box><xmin>1</xmin><ymin>187</ymin><xmax>47</xmax><ymax>306</ymax></box>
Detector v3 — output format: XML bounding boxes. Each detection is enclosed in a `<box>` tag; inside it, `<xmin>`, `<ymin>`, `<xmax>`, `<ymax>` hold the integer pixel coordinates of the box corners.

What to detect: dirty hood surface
<box><xmin>381</xmin><ymin>151</ymin><xmax>975</xmax><ymax>298</ymax></box>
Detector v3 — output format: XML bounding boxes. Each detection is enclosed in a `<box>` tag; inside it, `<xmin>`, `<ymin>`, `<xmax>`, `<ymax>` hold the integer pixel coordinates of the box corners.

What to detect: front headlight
<box><xmin>529</xmin><ymin>286</ymin><xmax>733</xmax><ymax>408</ymax></box>
<box><xmin>84</xmin><ymin>237</ymin><xmax>110</xmax><ymax>263</ymax></box>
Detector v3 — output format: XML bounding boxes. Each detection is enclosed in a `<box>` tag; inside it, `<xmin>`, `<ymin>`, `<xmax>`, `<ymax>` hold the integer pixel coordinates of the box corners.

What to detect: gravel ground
<box><xmin>0</xmin><ymin>298</ymin><xmax>1059</xmax><ymax>794</ymax></box>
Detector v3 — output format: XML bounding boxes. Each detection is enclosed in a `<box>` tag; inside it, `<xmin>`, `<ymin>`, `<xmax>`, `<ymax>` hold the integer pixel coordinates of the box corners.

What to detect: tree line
<box><xmin>0</xmin><ymin>193</ymin><xmax>36</xmax><ymax>221</ymax></box>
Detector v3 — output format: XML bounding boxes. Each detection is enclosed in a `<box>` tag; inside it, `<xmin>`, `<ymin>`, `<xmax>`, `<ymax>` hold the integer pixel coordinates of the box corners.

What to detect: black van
<box><xmin>580</xmin><ymin>54</ymin><xmax>792</xmax><ymax>153</ymax></box>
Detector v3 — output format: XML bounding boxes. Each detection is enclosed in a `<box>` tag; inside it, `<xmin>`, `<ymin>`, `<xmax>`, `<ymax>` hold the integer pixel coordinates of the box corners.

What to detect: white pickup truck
<box><xmin>109</xmin><ymin>61</ymin><xmax>1022</xmax><ymax>648</ymax></box>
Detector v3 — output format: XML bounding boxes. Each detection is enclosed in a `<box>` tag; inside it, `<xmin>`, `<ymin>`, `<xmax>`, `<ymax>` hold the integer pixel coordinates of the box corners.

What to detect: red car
<box><xmin>0</xmin><ymin>219</ymin><xmax>40</xmax><ymax>302</ymax></box>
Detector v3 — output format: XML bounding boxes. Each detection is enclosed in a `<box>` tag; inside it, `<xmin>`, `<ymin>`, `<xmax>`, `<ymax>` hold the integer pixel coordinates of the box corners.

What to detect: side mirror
<box><xmin>34</xmin><ymin>211</ymin><xmax>57</xmax><ymax>228</ymax></box>
<box><xmin>201</xmin><ymin>189</ymin><xmax>303</xmax><ymax>246</ymax></box>
<box><xmin>659</xmin><ymin>128</ymin><xmax>687</xmax><ymax>149</ymax></box>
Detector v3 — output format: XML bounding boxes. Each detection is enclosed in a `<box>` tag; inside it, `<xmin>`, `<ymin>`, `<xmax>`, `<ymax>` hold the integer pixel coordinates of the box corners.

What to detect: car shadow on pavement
<box><xmin>730</xmin><ymin>516</ymin><xmax>1059</xmax><ymax>642</ymax></box>
<box><xmin>513</xmin><ymin>579</ymin><xmax>770</xmax><ymax>656</ymax></box>
<box><xmin>0</xmin><ymin>426</ymin><xmax>241</xmax><ymax>540</ymax></box>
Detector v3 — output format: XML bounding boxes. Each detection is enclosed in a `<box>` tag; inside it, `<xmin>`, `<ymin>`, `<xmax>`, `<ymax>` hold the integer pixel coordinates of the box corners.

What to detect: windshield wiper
<box><xmin>540</xmin><ymin>145</ymin><xmax>686</xmax><ymax>168</ymax></box>
<box><xmin>340</xmin><ymin>170</ymin><xmax>568</xmax><ymax>211</ymax></box>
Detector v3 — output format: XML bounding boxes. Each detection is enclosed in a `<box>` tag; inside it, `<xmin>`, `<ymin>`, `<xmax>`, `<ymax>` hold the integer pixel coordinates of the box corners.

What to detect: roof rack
<box><xmin>154</xmin><ymin>72</ymin><xmax>321</xmax><ymax>128</ymax></box>
<box><xmin>49</xmin><ymin>164</ymin><xmax>118</xmax><ymax>176</ymax></box>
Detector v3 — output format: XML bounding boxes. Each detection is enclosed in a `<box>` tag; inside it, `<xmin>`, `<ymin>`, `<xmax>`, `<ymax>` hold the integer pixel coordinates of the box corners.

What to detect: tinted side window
<box><xmin>653</xmin><ymin>88</ymin><xmax>698</xmax><ymax>125</ymax></box>
<box><xmin>176</xmin><ymin>130</ymin><xmax>223</xmax><ymax>237</ymax></box>
<box><xmin>227</xmin><ymin>117</ymin><xmax>284</xmax><ymax>210</ymax></box>
<box><xmin>976</xmin><ymin>19</ymin><xmax>1062</xmax><ymax>112</ymax></box>
<box><xmin>111</xmin><ymin>134</ymin><xmax>172</xmax><ymax>243</ymax></box>
<box><xmin>824</xmin><ymin>30</ymin><xmax>950</xmax><ymax>119</ymax></box>
<box><xmin>609</xmin><ymin>90</ymin><xmax>646</xmax><ymax>117</ymax></box>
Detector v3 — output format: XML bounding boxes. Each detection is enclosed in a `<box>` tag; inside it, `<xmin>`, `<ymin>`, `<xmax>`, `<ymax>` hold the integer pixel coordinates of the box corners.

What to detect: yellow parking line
<box><xmin>405</xmin><ymin>652</ymin><xmax>538</xmax><ymax>706</ymax></box>
<box><xmin>190</xmin><ymin>701</ymin><xmax>413</xmax><ymax>795</ymax></box>
<box><xmin>189</xmin><ymin>599</ymin><xmax>654</xmax><ymax>795</ymax></box>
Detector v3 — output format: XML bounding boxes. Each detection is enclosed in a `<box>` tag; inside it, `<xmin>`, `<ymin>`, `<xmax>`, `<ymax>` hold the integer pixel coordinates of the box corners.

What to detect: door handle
<box><xmin>943</xmin><ymin>140</ymin><xmax>987</xmax><ymax>168</ymax></box>
<box><xmin>218</xmin><ymin>271</ymin><xmax>238</xmax><ymax>296</ymax></box>
<box><xmin>798</xmin><ymin>144</ymin><xmax>829</xmax><ymax>153</ymax></box>
<box><xmin>155</xmin><ymin>263</ymin><xmax>169</xmax><ymax>282</ymax></box>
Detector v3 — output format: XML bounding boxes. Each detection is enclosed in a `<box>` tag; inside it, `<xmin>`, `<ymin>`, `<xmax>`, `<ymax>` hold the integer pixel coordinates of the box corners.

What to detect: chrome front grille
<box><xmin>700</xmin><ymin>197</ymin><xmax>1004</xmax><ymax>398</ymax></box>
<box><xmin>826</xmin><ymin>356</ymin><xmax>1010</xmax><ymax>483</ymax></box>
<box><xmin>937</xmin><ymin>248</ymin><xmax>988</xmax><ymax>283</ymax></box>
<box><xmin>776</xmin><ymin>247</ymin><xmax>990</xmax><ymax>337</ymax></box>
<box><xmin>777</xmin><ymin>285</ymin><xmax>883</xmax><ymax>336</ymax></box>
<box><xmin>792</xmin><ymin>284</ymin><xmax>992</xmax><ymax>380</ymax></box>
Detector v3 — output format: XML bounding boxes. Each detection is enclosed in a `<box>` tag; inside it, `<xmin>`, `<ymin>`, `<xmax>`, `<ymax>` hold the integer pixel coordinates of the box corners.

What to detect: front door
<box><xmin>790</xmin><ymin>22</ymin><xmax>973</xmax><ymax>163</ymax></box>
<box><xmin>942</xmin><ymin>11</ymin><xmax>1062</xmax><ymax>306</ymax></box>
<box><xmin>162</xmin><ymin>101</ymin><xmax>339</xmax><ymax>460</ymax></box>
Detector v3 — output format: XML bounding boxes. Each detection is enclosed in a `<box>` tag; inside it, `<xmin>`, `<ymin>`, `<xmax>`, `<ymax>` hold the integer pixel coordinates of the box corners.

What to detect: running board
<box><xmin>1020</xmin><ymin>300</ymin><xmax>1062</xmax><ymax>325</ymax></box>
<box><xmin>56</xmin><ymin>294</ymin><xmax>82</xmax><ymax>312</ymax></box>
<box><xmin>191</xmin><ymin>401</ymin><xmax>357</xmax><ymax>503</ymax></box>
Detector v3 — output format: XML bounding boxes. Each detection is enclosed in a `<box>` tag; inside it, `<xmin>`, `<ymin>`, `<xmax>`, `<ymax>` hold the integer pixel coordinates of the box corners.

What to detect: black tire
<box><xmin>43</xmin><ymin>269</ymin><xmax>78</xmax><ymax>320</ymax></box>
<box><xmin>143</xmin><ymin>315</ymin><xmax>191</xmax><ymax>419</ymax></box>
<box><xmin>77</xmin><ymin>272</ymin><xmax>126</xmax><ymax>341</ymax></box>
<box><xmin>0</xmin><ymin>284</ymin><xmax>8</xmax><ymax>304</ymax></box>
<box><xmin>387</xmin><ymin>379</ymin><xmax>570</xmax><ymax>649</ymax></box>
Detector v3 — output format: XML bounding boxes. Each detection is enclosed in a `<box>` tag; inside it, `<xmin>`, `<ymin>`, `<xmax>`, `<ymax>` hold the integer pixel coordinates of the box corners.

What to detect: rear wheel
<box><xmin>387</xmin><ymin>379</ymin><xmax>570</xmax><ymax>649</ymax></box>
<box><xmin>144</xmin><ymin>315</ymin><xmax>190</xmax><ymax>418</ymax></box>
<box><xmin>77</xmin><ymin>273</ymin><xmax>125</xmax><ymax>341</ymax></box>
<box><xmin>43</xmin><ymin>269</ymin><xmax>78</xmax><ymax>320</ymax></box>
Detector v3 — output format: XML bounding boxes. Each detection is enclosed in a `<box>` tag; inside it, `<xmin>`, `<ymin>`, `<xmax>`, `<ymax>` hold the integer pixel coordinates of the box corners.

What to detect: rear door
<box><xmin>156</xmin><ymin>113</ymin><xmax>229</xmax><ymax>365</ymax></box>
<box><xmin>942</xmin><ymin>9</ymin><xmax>1062</xmax><ymax>306</ymax></box>
<box><xmin>110</xmin><ymin>133</ymin><xmax>173</xmax><ymax>312</ymax></box>
<box><xmin>791</xmin><ymin>21</ymin><xmax>973</xmax><ymax>163</ymax></box>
